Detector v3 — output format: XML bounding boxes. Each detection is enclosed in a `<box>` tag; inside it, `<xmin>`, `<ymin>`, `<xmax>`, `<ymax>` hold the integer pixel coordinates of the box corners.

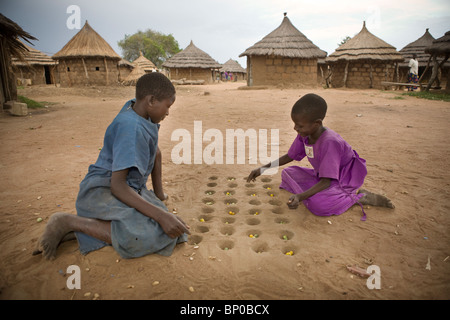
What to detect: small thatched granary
<box><xmin>239</xmin><ymin>13</ymin><xmax>327</xmax><ymax>87</ymax></box>
<box><xmin>425</xmin><ymin>30</ymin><xmax>450</xmax><ymax>91</ymax></box>
<box><xmin>326</xmin><ymin>22</ymin><xmax>404</xmax><ymax>89</ymax></box>
<box><xmin>12</xmin><ymin>41</ymin><xmax>56</xmax><ymax>85</ymax></box>
<box><xmin>162</xmin><ymin>40</ymin><xmax>222</xmax><ymax>84</ymax></box>
<box><xmin>122</xmin><ymin>63</ymin><xmax>146</xmax><ymax>86</ymax></box>
<box><xmin>52</xmin><ymin>21</ymin><xmax>121</xmax><ymax>87</ymax></box>
<box><xmin>132</xmin><ymin>51</ymin><xmax>157</xmax><ymax>73</ymax></box>
<box><xmin>0</xmin><ymin>13</ymin><xmax>36</xmax><ymax>110</ymax></box>
<box><xmin>220</xmin><ymin>59</ymin><xmax>247</xmax><ymax>81</ymax></box>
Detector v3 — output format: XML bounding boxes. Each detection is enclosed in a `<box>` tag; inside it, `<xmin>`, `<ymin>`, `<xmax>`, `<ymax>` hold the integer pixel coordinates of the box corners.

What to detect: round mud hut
<box><xmin>52</xmin><ymin>21</ymin><xmax>121</xmax><ymax>87</ymax></box>
<box><xmin>424</xmin><ymin>30</ymin><xmax>450</xmax><ymax>91</ymax></box>
<box><xmin>326</xmin><ymin>21</ymin><xmax>404</xmax><ymax>89</ymax></box>
<box><xmin>398</xmin><ymin>28</ymin><xmax>435</xmax><ymax>83</ymax></box>
<box><xmin>162</xmin><ymin>41</ymin><xmax>222</xmax><ymax>84</ymax></box>
<box><xmin>239</xmin><ymin>13</ymin><xmax>327</xmax><ymax>88</ymax></box>
<box><xmin>12</xmin><ymin>41</ymin><xmax>56</xmax><ymax>85</ymax></box>
<box><xmin>220</xmin><ymin>59</ymin><xmax>247</xmax><ymax>81</ymax></box>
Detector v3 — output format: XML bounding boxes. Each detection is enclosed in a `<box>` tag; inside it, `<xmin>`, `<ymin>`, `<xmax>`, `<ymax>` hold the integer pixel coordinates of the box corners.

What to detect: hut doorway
<box><xmin>44</xmin><ymin>66</ymin><xmax>52</xmax><ymax>84</ymax></box>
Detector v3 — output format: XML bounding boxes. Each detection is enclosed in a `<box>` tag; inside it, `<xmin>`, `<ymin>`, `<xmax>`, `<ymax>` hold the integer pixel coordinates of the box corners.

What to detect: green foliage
<box><xmin>118</xmin><ymin>29</ymin><xmax>181</xmax><ymax>68</ymax></box>
<box><xmin>402</xmin><ymin>91</ymin><xmax>450</xmax><ymax>102</ymax></box>
<box><xmin>17</xmin><ymin>95</ymin><xmax>45</xmax><ymax>109</ymax></box>
<box><xmin>338</xmin><ymin>36</ymin><xmax>351</xmax><ymax>47</ymax></box>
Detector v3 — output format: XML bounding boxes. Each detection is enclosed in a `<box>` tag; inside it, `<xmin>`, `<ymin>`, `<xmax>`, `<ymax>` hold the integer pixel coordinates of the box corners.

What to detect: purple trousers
<box><xmin>280</xmin><ymin>166</ymin><xmax>365</xmax><ymax>218</ymax></box>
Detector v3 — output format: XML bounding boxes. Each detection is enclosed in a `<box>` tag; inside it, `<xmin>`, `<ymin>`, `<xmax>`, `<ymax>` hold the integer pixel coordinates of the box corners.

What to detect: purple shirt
<box><xmin>287</xmin><ymin>128</ymin><xmax>367</xmax><ymax>189</ymax></box>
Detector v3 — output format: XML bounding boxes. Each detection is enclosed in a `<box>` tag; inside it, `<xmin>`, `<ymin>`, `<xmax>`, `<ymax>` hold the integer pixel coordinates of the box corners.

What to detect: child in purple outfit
<box><xmin>247</xmin><ymin>93</ymin><xmax>394</xmax><ymax>220</ymax></box>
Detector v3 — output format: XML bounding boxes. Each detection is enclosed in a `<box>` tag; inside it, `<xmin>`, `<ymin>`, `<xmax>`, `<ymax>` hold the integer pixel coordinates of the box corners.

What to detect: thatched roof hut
<box><xmin>122</xmin><ymin>63</ymin><xmax>146</xmax><ymax>86</ymax></box>
<box><xmin>239</xmin><ymin>13</ymin><xmax>326</xmax><ymax>87</ymax></box>
<box><xmin>132</xmin><ymin>51</ymin><xmax>157</xmax><ymax>72</ymax></box>
<box><xmin>325</xmin><ymin>21</ymin><xmax>404</xmax><ymax>89</ymax></box>
<box><xmin>399</xmin><ymin>29</ymin><xmax>435</xmax><ymax>67</ymax></box>
<box><xmin>162</xmin><ymin>41</ymin><xmax>222</xmax><ymax>84</ymax></box>
<box><xmin>424</xmin><ymin>30</ymin><xmax>450</xmax><ymax>91</ymax></box>
<box><xmin>12</xmin><ymin>41</ymin><xmax>56</xmax><ymax>85</ymax></box>
<box><xmin>52</xmin><ymin>21</ymin><xmax>121</xmax><ymax>87</ymax></box>
<box><xmin>219</xmin><ymin>59</ymin><xmax>246</xmax><ymax>81</ymax></box>
<box><xmin>0</xmin><ymin>13</ymin><xmax>36</xmax><ymax>109</ymax></box>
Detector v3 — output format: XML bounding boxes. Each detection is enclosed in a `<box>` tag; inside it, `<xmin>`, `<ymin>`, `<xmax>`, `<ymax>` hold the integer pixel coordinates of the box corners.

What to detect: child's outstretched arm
<box><xmin>287</xmin><ymin>178</ymin><xmax>331</xmax><ymax>209</ymax></box>
<box><xmin>247</xmin><ymin>153</ymin><xmax>293</xmax><ymax>182</ymax></box>
<box><xmin>111</xmin><ymin>169</ymin><xmax>190</xmax><ymax>238</ymax></box>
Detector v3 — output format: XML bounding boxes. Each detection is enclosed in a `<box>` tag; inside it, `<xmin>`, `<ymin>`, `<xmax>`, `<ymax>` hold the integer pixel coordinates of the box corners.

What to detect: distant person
<box><xmin>407</xmin><ymin>53</ymin><xmax>419</xmax><ymax>91</ymax></box>
<box><xmin>34</xmin><ymin>73</ymin><xmax>190</xmax><ymax>260</ymax></box>
<box><xmin>247</xmin><ymin>94</ymin><xmax>394</xmax><ymax>221</ymax></box>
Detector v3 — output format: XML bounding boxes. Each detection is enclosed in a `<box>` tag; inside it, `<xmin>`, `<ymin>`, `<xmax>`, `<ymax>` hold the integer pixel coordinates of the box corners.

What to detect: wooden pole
<box><xmin>104</xmin><ymin>57</ymin><xmax>109</xmax><ymax>86</ymax></box>
<box><xmin>343</xmin><ymin>61</ymin><xmax>349</xmax><ymax>87</ymax></box>
<box><xmin>369</xmin><ymin>64</ymin><xmax>373</xmax><ymax>88</ymax></box>
<box><xmin>81</xmin><ymin>58</ymin><xmax>89</xmax><ymax>84</ymax></box>
<box><xmin>426</xmin><ymin>55</ymin><xmax>439</xmax><ymax>91</ymax></box>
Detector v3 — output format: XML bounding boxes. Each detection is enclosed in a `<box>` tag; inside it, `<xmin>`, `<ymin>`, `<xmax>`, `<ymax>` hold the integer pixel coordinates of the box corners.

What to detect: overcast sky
<box><xmin>2</xmin><ymin>0</ymin><xmax>449</xmax><ymax>68</ymax></box>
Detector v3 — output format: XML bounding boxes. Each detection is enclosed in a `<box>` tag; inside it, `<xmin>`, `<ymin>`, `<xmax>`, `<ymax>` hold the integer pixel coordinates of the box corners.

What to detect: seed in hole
<box><xmin>188</xmin><ymin>235</ymin><xmax>203</xmax><ymax>245</ymax></box>
<box><xmin>252</xmin><ymin>241</ymin><xmax>269</xmax><ymax>254</ymax></box>
<box><xmin>248</xmin><ymin>208</ymin><xmax>262</xmax><ymax>216</ymax></box>
<box><xmin>222</xmin><ymin>217</ymin><xmax>235</xmax><ymax>224</ymax></box>
<box><xmin>279</xmin><ymin>230</ymin><xmax>294</xmax><ymax>241</ymax></box>
<box><xmin>275</xmin><ymin>217</ymin><xmax>290</xmax><ymax>224</ymax></box>
<box><xmin>220</xmin><ymin>225</ymin><xmax>235</xmax><ymax>236</ymax></box>
<box><xmin>202</xmin><ymin>198</ymin><xmax>215</xmax><ymax>205</ymax></box>
<box><xmin>224</xmin><ymin>198</ymin><xmax>238</xmax><ymax>205</ymax></box>
<box><xmin>224</xmin><ymin>190</ymin><xmax>235</xmax><ymax>196</ymax></box>
<box><xmin>205</xmin><ymin>190</ymin><xmax>215</xmax><ymax>195</ymax></box>
<box><xmin>219</xmin><ymin>239</ymin><xmax>234</xmax><ymax>250</ymax></box>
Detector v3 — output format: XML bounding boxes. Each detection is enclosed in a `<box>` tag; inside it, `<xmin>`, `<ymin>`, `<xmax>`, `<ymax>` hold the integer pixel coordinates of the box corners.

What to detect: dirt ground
<box><xmin>0</xmin><ymin>82</ymin><xmax>449</xmax><ymax>300</ymax></box>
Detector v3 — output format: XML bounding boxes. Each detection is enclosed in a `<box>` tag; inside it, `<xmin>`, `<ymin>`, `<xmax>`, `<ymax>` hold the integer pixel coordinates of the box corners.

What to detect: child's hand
<box><xmin>158</xmin><ymin>212</ymin><xmax>191</xmax><ymax>238</ymax></box>
<box><xmin>287</xmin><ymin>195</ymin><xmax>300</xmax><ymax>209</ymax></box>
<box><xmin>247</xmin><ymin>168</ymin><xmax>262</xmax><ymax>182</ymax></box>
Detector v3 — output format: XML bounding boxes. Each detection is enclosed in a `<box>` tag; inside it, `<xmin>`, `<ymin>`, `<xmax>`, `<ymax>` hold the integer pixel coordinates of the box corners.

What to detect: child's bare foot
<box><xmin>33</xmin><ymin>212</ymin><xmax>75</xmax><ymax>260</ymax></box>
<box><xmin>358</xmin><ymin>189</ymin><xmax>395</xmax><ymax>209</ymax></box>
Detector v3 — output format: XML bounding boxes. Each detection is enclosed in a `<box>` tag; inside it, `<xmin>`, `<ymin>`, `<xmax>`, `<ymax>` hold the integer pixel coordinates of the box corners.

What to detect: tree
<box><xmin>118</xmin><ymin>29</ymin><xmax>181</xmax><ymax>69</ymax></box>
<box><xmin>338</xmin><ymin>36</ymin><xmax>351</xmax><ymax>47</ymax></box>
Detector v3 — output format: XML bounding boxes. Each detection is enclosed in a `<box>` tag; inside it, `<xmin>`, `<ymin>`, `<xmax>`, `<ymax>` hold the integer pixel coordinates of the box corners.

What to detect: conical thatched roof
<box><xmin>239</xmin><ymin>13</ymin><xmax>326</xmax><ymax>59</ymax></box>
<box><xmin>425</xmin><ymin>30</ymin><xmax>450</xmax><ymax>56</ymax></box>
<box><xmin>53</xmin><ymin>21</ymin><xmax>121</xmax><ymax>60</ymax></box>
<box><xmin>162</xmin><ymin>40</ymin><xmax>222</xmax><ymax>69</ymax></box>
<box><xmin>399</xmin><ymin>29</ymin><xmax>435</xmax><ymax>67</ymax></box>
<box><xmin>326</xmin><ymin>22</ymin><xmax>404</xmax><ymax>62</ymax></box>
<box><xmin>132</xmin><ymin>51</ymin><xmax>156</xmax><ymax>71</ymax></box>
<box><xmin>122</xmin><ymin>64</ymin><xmax>146</xmax><ymax>86</ymax></box>
<box><xmin>12</xmin><ymin>41</ymin><xmax>56</xmax><ymax>66</ymax></box>
<box><xmin>220</xmin><ymin>59</ymin><xmax>246</xmax><ymax>73</ymax></box>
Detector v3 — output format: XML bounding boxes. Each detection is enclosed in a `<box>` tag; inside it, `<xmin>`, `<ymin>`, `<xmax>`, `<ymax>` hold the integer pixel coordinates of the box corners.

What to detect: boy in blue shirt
<box><xmin>34</xmin><ymin>73</ymin><xmax>190</xmax><ymax>260</ymax></box>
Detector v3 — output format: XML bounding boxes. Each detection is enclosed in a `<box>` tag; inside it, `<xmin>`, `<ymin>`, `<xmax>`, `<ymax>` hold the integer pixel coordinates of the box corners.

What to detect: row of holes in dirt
<box><xmin>190</xmin><ymin>176</ymin><xmax>296</xmax><ymax>255</ymax></box>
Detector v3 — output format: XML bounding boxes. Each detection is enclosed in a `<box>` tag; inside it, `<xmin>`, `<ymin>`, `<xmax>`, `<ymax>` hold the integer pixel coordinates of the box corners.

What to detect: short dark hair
<box><xmin>135</xmin><ymin>73</ymin><xmax>176</xmax><ymax>101</ymax></box>
<box><xmin>291</xmin><ymin>93</ymin><xmax>327</xmax><ymax>122</ymax></box>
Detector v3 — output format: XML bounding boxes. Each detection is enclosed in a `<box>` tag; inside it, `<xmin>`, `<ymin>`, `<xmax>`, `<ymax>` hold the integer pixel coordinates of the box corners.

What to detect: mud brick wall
<box><xmin>329</xmin><ymin>60</ymin><xmax>397</xmax><ymax>89</ymax></box>
<box><xmin>168</xmin><ymin>68</ymin><xmax>215</xmax><ymax>84</ymax></box>
<box><xmin>55</xmin><ymin>58</ymin><xmax>119</xmax><ymax>87</ymax></box>
<box><xmin>249</xmin><ymin>55</ymin><xmax>319</xmax><ymax>87</ymax></box>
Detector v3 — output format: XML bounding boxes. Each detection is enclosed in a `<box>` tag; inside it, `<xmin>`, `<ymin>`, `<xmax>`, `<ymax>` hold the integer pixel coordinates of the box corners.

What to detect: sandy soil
<box><xmin>0</xmin><ymin>82</ymin><xmax>449</xmax><ymax>300</ymax></box>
